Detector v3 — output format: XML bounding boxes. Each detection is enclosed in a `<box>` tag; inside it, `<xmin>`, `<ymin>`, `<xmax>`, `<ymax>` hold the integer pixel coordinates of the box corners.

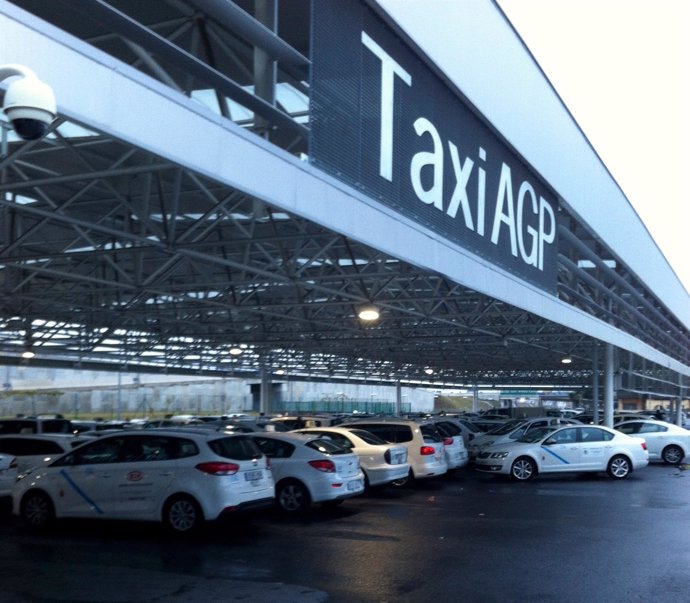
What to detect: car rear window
<box><xmin>306</xmin><ymin>438</ymin><xmax>350</xmax><ymax>455</ymax></box>
<box><xmin>209</xmin><ymin>436</ymin><xmax>262</xmax><ymax>461</ymax></box>
<box><xmin>348</xmin><ymin>424</ymin><xmax>413</xmax><ymax>444</ymax></box>
<box><xmin>0</xmin><ymin>438</ymin><xmax>65</xmax><ymax>455</ymax></box>
<box><xmin>348</xmin><ymin>429</ymin><xmax>388</xmax><ymax>445</ymax></box>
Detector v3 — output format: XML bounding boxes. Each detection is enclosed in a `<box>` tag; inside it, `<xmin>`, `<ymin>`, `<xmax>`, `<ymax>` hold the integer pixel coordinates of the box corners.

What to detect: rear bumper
<box><xmin>216</xmin><ymin>495</ymin><xmax>275</xmax><ymax>518</ymax></box>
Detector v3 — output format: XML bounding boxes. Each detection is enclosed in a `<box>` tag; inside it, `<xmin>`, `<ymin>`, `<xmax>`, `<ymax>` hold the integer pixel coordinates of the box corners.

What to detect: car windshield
<box><xmin>487</xmin><ymin>420</ymin><xmax>527</xmax><ymax>435</ymax></box>
<box><xmin>517</xmin><ymin>426</ymin><xmax>557</xmax><ymax>443</ymax></box>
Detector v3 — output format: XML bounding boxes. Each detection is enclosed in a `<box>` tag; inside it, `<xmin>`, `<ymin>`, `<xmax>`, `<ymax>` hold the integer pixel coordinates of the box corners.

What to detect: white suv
<box><xmin>12</xmin><ymin>429</ymin><xmax>274</xmax><ymax>533</ymax></box>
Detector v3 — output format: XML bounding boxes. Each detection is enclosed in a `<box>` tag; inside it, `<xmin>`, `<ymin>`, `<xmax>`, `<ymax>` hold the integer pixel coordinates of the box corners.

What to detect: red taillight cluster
<box><xmin>420</xmin><ymin>445</ymin><xmax>436</xmax><ymax>456</ymax></box>
<box><xmin>641</xmin><ymin>442</ymin><xmax>648</xmax><ymax>451</ymax></box>
<box><xmin>195</xmin><ymin>462</ymin><xmax>240</xmax><ymax>475</ymax></box>
<box><xmin>308</xmin><ymin>459</ymin><xmax>336</xmax><ymax>473</ymax></box>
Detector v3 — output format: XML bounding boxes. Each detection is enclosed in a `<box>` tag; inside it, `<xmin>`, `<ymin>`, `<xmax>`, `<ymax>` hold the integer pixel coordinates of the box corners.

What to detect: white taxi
<box><xmin>475</xmin><ymin>424</ymin><xmax>649</xmax><ymax>481</ymax></box>
<box><xmin>12</xmin><ymin>429</ymin><xmax>274</xmax><ymax>532</ymax></box>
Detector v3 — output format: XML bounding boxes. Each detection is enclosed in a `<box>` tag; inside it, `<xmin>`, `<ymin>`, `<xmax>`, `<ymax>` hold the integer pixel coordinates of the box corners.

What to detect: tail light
<box><xmin>308</xmin><ymin>459</ymin><xmax>336</xmax><ymax>473</ymax></box>
<box><xmin>443</xmin><ymin>437</ymin><xmax>453</xmax><ymax>446</ymax></box>
<box><xmin>420</xmin><ymin>445</ymin><xmax>436</xmax><ymax>456</ymax></box>
<box><xmin>641</xmin><ymin>442</ymin><xmax>648</xmax><ymax>451</ymax></box>
<box><xmin>195</xmin><ymin>462</ymin><xmax>240</xmax><ymax>475</ymax></box>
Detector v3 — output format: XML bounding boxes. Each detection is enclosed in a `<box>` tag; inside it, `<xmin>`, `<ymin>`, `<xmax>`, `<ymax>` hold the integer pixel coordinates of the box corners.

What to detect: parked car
<box><xmin>468</xmin><ymin>417</ymin><xmax>578</xmax><ymax>460</ymax></box>
<box><xmin>432</xmin><ymin>416</ymin><xmax>485</xmax><ymax>447</ymax></box>
<box><xmin>294</xmin><ymin>427</ymin><xmax>410</xmax><ymax>488</ymax></box>
<box><xmin>474</xmin><ymin>424</ymin><xmax>649</xmax><ymax>481</ymax></box>
<box><xmin>0</xmin><ymin>417</ymin><xmax>74</xmax><ymax>435</ymax></box>
<box><xmin>269</xmin><ymin>415</ymin><xmax>342</xmax><ymax>430</ymax></box>
<box><xmin>413</xmin><ymin>419</ymin><xmax>468</xmax><ymax>470</ymax></box>
<box><xmin>0</xmin><ymin>453</ymin><xmax>18</xmax><ymax>499</ymax></box>
<box><xmin>339</xmin><ymin>419</ymin><xmax>447</xmax><ymax>485</ymax></box>
<box><xmin>248</xmin><ymin>432</ymin><xmax>364</xmax><ymax>513</ymax></box>
<box><xmin>12</xmin><ymin>429</ymin><xmax>274</xmax><ymax>533</ymax></box>
<box><xmin>0</xmin><ymin>434</ymin><xmax>93</xmax><ymax>472</ymax></box>
<box><xmin>614</xmin><ymin>420</ymin><xmax>690</xmax><ymax>464</ymax></box>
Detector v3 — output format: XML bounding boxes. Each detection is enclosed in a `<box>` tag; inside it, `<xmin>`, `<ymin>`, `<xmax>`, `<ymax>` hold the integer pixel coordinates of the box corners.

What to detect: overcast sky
<box><xmin>496</xmin><ymin>0</ymin><xmax>690</xmax><ymax>294</ymax></box>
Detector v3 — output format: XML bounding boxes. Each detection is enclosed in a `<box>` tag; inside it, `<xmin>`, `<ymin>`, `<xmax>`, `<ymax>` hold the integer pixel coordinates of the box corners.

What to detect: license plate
<box><xmin>244</xmin><ymin>470</ymin><xmax>263</xmax><ymax>482</ymax></box>
<box><xmin>347</xmin><ymin>479</ymin><xmax>362</xmax><ymax>491</ymax></box>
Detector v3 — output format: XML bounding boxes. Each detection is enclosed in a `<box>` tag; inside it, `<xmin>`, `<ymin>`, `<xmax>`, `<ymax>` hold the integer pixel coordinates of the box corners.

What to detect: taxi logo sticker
<box><xmin>127</xmin><ymin>470</ymin><xmax>144</xmax><ymax>482</ymax></box>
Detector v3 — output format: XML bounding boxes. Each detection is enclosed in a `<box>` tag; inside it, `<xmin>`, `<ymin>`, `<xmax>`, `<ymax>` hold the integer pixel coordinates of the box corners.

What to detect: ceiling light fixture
<box><xmin>357</xmin><ymin>305</ymin><xmax>380</xmax><ymax>321</ymax></box>
<box><xmin>21</xmin><ymin>347</ymin><xmax>35</xmax><ymax>360</ymax></box>
<box><xmin>561</xmin><ymin>356</ymin><xmax>573</xmax><ymax>364</ymax></box>
<box><xmin>229</xmin><ymin>347</ymin><xmax>243</xmax><ymax>356</ymax></box>
<box><xmin>424</xmin><ymin>367</ymin><xmax>434</xmax><ymax>375</ymax></box>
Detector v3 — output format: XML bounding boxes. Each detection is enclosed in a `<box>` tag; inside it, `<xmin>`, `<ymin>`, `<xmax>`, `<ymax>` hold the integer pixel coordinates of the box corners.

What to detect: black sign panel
<box><xmin>310</xmin><ymin>0</ymin><xmax>558</xmax><ymax>293</ymax></box>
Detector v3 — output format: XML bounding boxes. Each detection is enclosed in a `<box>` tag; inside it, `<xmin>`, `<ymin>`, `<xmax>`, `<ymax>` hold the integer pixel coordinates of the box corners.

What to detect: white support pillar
<box><xmin>592</xmin><ymin>343</ymin><xmax>600</xmax><ymax>423</ymax></box>
<box><xmin>603</xmin><ymin>343</ymin><xmax>615</xmax><ymax>428</ymax></box>
<box><xmin>472</xmin><ymin>385</ymin><xmax>479</xmax><ymax>413</ymax></box>
<box><xmin>395</xmin><ymin>381</ymin><xmax>402</xmax><ymax>416</ymax></box>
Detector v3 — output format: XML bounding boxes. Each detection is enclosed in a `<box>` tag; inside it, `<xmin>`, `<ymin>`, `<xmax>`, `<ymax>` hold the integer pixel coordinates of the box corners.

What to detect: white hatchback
<box><xmin>249</xmin><ymin>432</ymin><xmax>364</xmax><ymax>513</ymax></box>
<box><xmin>0</xmin><ymin>433</ymin><xmax>93</xmax><ymax>473</ymax></box>
<box><xmin>12</xmin><ymin>429</ymin><xmax>274</xmax><ymax>533</ymax></box>
<box><xmin>294</xmin><ymin>427</ymin><xmax>410</xmax><ymax>487</ymax></box>
<box><xmin>340</xmin><ymin>419</ymin><xmax>447</xmax><ymax>485</ymax></box>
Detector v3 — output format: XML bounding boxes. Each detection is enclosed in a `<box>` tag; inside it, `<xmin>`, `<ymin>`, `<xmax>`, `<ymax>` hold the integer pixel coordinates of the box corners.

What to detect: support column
<box><xmin>395</xmin><ymin>381</ymin><xmax>402</xmax><ymax>416</ymax></box>
<box><xmin>254</xmin><ymin>0</ymin><xmax>277</xmax><ymax>138</ymax></box>
<box><xmin>472</xmin><ymin>385</ymin><xmax>479</xmax><ymax>413</ymax></box>
<box><xmin>603</xmin><ymin>343</ymin><xmax>615</xmax><ymax>428</ymax></box>
<box><xmin>260</xmin><ymin>368</ymin><xmax>271</xmax><ymax>416</ymax></box>
<box><xmin>592</xmin><ymin>343</ymin><xmax>600</xmax><ymax>424</ymax></box>
<box><xmin>676</xmin><ymin>373</ymin><xmax>684</xmax><ymax>427</ymax></box>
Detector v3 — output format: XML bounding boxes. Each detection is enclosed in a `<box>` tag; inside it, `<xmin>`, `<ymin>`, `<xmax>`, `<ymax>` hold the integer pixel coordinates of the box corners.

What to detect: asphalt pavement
<box><xmin>1</xmin><ymin>462</ymin><xmax>689</xmax><ymax>602</ymax></box>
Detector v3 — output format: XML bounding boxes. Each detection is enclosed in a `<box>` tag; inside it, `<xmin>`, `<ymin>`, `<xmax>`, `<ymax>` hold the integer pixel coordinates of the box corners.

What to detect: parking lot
<box><xmin>1</xmin><ymin>462</ymin><xmax>688</xmax><ymax>603</ymax></box>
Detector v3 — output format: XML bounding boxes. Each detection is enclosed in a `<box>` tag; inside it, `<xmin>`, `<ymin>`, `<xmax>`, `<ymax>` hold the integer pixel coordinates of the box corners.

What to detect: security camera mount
<box><xmin>0</xmin><ymin>63</ymin><xmax>56</xmax><ymax>141</ymax></box>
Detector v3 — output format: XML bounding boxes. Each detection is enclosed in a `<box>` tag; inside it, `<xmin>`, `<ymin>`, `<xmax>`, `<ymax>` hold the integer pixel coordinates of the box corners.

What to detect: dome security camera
<box><xmin>1</xmin><ymin>64</ymin><xmax>56</xmax><ymax>141</ymax></box>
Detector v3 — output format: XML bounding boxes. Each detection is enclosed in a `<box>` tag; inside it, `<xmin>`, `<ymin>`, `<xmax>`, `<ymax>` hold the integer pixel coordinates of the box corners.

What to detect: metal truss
<box><xmin>1</xmin><ymin>0</ymin><xmax>688</xmax><ymax>397</ymax></box>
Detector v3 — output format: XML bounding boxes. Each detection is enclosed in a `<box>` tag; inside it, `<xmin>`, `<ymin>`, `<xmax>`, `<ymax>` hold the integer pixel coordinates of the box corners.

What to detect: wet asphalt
<box><xmin>1</xmin><ymin>462</ymin><xmax>688</xmax><ymax>602</ymax></box>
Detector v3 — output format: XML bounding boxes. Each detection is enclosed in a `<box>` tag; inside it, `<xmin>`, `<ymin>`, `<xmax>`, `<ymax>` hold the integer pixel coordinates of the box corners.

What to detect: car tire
<box><xmin>21</xmin><ymin>490</ymin><xmax>55</xmax><ymax>529</ymax></box>
<box><xmin>510</xmin><ymin>457</ymin><xmax>536</xmax><ymax>481</ymax></box>
<box><xmin>276</xmin><ymin>479</ymin><xmax>311</xmax><ymax>513</ymax></box>
<box><xmin>661</xmin><ymin>445</ymin><xmax>685</xmax><ymax>465</ymax></box>
<box><xmin>163</xmin><ymin>495</ymin><xmax>203</xmax><ymax>533</ymax></box>
<box><xmin>607</xmin><ymin>455</ymin><xmax>631</xmax><ymax>479</ymax></box>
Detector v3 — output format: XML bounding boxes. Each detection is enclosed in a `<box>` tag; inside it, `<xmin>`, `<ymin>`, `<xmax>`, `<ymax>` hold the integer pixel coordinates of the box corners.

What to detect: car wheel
<box><xmin>276</xmin><ymin>480</ymin><xmax>311</xmax><ymax>513</ymax></box>
<box><xmin>607</xmin><ymin>455</ymin><xmax>631</xmax><ymax>479</ymax></box>
<box><xmin>390</xmin><ymin>469</ymin><xmax>413</xmax><ymax>488</ymax></box>
<box><xmin>661</xmin><ymin>445</ymin><xmax>684</xmax><ymax>465</ymax></box>
<box><xmin>21</xmin><ymin>491</ymin><xmax>55</xmax><ymax>529</ymax></box>
<box><xmin>511</xmin><ymin>457</ymin><xmax>536</xmax><ymax>481</ymax></box>
<box><xmin>163</xmin><ymin>495</ymin><xmax>203</xmax><ymax>533</ymax></box>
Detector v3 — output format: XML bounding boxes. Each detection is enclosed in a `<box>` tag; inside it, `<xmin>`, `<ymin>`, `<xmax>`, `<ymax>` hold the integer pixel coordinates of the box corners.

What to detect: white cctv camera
<box><xmin>1</xmin><ymin>64</ymin><xmax>56</xmax><ymax>141</ymax></box>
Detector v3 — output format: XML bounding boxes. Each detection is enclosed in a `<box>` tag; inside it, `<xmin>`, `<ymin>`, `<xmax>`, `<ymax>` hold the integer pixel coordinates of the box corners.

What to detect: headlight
<box><xmin>491</xmin><ymin>452</ymin><xmax>509</xmax><ymax>459</ymax></box>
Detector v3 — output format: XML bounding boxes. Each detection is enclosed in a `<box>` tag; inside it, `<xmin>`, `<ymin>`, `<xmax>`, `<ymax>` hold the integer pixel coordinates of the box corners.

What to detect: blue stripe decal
<box><xmin>59</xmin><ymin>469</ymin><xmax>104</xmax><ymax>514</ymax></box>
<box><xmin>540</xmin><ymin>446</ymin><xmax>570</xmax><ymax>464</ymax></box>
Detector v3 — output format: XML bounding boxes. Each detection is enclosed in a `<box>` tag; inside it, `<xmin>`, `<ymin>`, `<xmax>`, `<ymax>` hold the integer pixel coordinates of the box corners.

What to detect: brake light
<box><xmin>308</xmin><ymin>459</ymin><xmax>336</xmax><ymax>472</ymax></box>
<box><xmin>195</xmin><ymin>462</ymin><xmax>240</xmax><ymax>475</ymax></box>
<box><xmin>443</xmin><ymin>437</ymin><xmax>453</xmax><ymax>446</ymax></box>
<box><xmin>640</xmin><ymin>442</ymin><xmax>648</xmax><ymax>451</ymax></box>
<box><xmin>420</xmin><ymin>446</ymin><xmax>436</xmax><ymax>456</ymax></box>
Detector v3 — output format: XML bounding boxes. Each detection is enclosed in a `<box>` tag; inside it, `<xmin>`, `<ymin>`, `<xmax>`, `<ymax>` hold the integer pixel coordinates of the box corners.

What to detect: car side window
<box><xmin>549</xmin><ymin>428</ymin><xmax>577</xmax><ymax>444</ymax></box>
<box><xmin>66</xmin><ymin>438</ymin><xmax>124</xmax><ymax>465</ymax></box>
<box><xmin>639</xmin><ymin>423</ymin><xmax>666</xmax><ymax>434</ymax></box>
<box><xmin>253</xmin><ymin>437</ymin><xmax>295</xmax><ymax>459</ymax></box>
<box><xmin>580</xmin><ymin>427</ymin><xmax>614</xmax><ymax>442</ymax></box>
